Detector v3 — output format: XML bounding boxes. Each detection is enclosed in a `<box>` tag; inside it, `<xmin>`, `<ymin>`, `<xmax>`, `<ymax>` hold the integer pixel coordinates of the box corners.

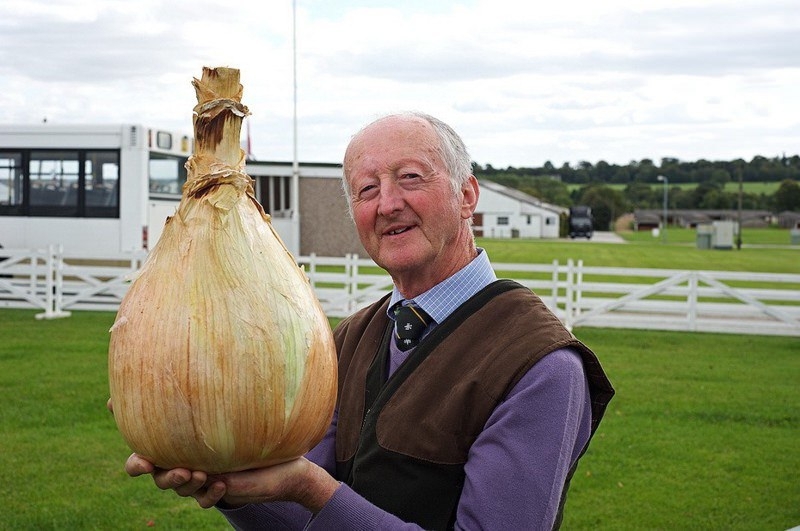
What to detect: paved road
<box><xmin>592</xmin><ymin>231</ymin><xmax>626</xmax><ymax>243</ymax></box>
<box><xmin>566</xmin><ymin>231</ymin><xmax>626</xmax><ymax>243</ymax></box>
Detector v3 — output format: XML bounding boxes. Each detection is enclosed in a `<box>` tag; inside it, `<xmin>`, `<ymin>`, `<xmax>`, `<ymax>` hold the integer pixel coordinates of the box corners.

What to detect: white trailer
<box><xmin>0</xmin><ymin>123</ymin><xmax>192</xmax><ymax>255</ymax></box>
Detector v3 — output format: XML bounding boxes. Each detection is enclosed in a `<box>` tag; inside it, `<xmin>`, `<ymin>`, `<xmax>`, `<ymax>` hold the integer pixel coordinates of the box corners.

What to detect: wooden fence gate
<box><xmin>2</xmin><ymin>249</ymin><xmax>798</xmax><ymax>336</ymax></box>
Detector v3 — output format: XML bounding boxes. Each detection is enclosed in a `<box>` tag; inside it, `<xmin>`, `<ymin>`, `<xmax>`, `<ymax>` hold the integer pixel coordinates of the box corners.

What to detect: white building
<box><xmin>473</xmin><ymin>180</ymin><xmax>567</xmax><ymax>239</ymax></box>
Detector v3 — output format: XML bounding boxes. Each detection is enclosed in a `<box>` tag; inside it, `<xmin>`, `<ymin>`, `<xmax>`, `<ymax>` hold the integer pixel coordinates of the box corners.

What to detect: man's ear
<box><xmin>461</xmin><ymin>175</ymin><xmax>480</xmax><ymax>219</ymax></box>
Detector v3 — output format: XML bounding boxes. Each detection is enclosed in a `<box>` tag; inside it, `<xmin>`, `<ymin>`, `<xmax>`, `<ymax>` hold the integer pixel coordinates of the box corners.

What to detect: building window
<box><xmin>546</xmin><ymin>217</ymin><xmax>555</xmax><ymax>225</ymax></box>
<box><xmin>526</xmin><ymin>215</ymin><xmax>532</xmax><ymax>224</ymax></box>
<box><xmin>258</xmin><ymin>175</ymin><xmax>293</xmax><ymax>217</ymax></box>
<box><xmin>497</xmin><ymin>216</ymin><xmax>509</xmax><ymax>225</ymax></box>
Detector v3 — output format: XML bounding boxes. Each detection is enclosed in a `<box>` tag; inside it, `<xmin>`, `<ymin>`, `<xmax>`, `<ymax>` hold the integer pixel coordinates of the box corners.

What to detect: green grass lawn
<box><xmin>0</xmin><ymin>309</ymin><xmax>229</xmax><ymax>530</ymax></box>
<box><xmin>562</xmin><ymin>328</ymin><xmax>799</xmax><ymax>530</ymax></box>
<box><xmin>1</xmin><ymin>309</ymin><xmax>797</xmax><ymax>529</ymax></box>
<box><xmin>1</xmin><ymin>236</ymin><xmax>798</xmax><ymax>529</ymax></box>
<box><xmin>618</xmin><ymin>226</ymin><xmax>796</xmax><ymax>247</ymax></box>
<box><xmin>477</xmin><ymin>229</ymin><xmax>799</xmax><ymax>274</ymax></box>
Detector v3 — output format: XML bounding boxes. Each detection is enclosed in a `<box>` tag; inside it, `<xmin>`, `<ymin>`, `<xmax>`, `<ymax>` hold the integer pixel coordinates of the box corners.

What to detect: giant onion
<box><xmin>108</xmin><ymin>67</ymin><xmax>337</xmax><ymax>474</ymax></box>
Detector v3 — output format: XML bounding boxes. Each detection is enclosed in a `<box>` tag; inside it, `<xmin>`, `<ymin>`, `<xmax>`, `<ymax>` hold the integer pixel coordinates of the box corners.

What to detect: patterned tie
<box><xmin>393</xmin><ymin>303</ymin><xmax>431</xmax><ymax>351</ymax></box>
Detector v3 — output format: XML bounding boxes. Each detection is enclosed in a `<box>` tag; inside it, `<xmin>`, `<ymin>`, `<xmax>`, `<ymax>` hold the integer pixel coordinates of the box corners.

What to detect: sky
<box><xmin>1</xmin><ymin>0</ymin><xmax>798</xmax><ymax>169</ymax></box>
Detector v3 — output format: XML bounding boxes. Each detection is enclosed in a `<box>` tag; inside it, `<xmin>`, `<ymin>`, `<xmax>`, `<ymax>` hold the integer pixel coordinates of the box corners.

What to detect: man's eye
<box><xmin>402</xmin><ymin>173</ymin><xmax>420</xmax><ymax>180</ymax></box>
<box><xmin>358</xmin><ymin>184</ymin><xmax>377</xmax><ymax>198</ymax></box>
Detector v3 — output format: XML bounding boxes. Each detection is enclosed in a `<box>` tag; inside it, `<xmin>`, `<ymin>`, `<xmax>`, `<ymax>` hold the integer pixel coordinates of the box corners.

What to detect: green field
<box><xmin>562</xmin><ymin>327</ymin><xmax>799</xmax><ymax>530</ymax></box>
<box><xmin>1</xmin><ymin>237</ymin><xmax>798</xmax><ymax>529</ymax></box>
<box><xmin>617</xmin><ymin>226</ymin><xmax>795</xmax><ymax>247</ymax></box>
<box><xmin>567</xmin><ymin>181</ymin><xmax>784</xmax><ymax>195</ymax></box>
<box><xmin>477</xmin><ymin>229</ymin><xmax>799</xmax><ymax>273</ymax></box>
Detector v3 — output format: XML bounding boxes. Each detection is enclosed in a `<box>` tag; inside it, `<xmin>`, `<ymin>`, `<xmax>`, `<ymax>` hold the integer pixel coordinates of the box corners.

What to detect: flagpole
<box><xmin>291</xmin><ymin>0</ymin><xmax>301</xmax><ymax>252</ymax></box>
<box><xmin>292</xmin><ymin>0</ymin><xmax>298</xmax><ymax>179</ymax></box>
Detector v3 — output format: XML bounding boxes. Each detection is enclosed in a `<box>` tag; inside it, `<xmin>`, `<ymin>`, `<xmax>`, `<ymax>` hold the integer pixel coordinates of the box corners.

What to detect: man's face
<box><xmin>344</xmin><ymin>116</ymin><xmax>476</xmax><ymax>292</ymax></box>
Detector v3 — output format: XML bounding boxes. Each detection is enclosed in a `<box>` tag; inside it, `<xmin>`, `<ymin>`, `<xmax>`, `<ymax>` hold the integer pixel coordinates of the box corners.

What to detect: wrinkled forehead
<box><xmin>344</xmin><ymin>116</ymin><xmax>443</xmax><ymax>176</ymax></box>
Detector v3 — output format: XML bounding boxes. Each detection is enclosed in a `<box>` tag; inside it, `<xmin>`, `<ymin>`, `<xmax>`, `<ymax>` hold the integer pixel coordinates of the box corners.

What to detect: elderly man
<box><xmin>126</xmin><ymin>112</ymin><xmax>614</xmax><ymax>530</ymax></box>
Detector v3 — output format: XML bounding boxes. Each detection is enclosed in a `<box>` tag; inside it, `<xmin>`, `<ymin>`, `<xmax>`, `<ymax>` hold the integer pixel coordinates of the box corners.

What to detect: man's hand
<box><xmin>113</xmin><ymin>403</ymin><xmax>225</xmax><ymax>507</ymax></box>
<box><xmin>124</xmin><ymin>453</ymin><xmax>339</xmax><ymax>513</ymax></box>
<box><xmin>125</xmin><ymin>453</ymin><xmax>227</xmax><ymax>508</ymax></box>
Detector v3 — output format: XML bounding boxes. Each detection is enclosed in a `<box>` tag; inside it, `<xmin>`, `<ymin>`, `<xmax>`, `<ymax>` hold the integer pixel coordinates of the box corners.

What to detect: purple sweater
<box><xmin>220</xmin><ymin>346</ymin><xmax>591</xmax><ymax>529</ymax></box>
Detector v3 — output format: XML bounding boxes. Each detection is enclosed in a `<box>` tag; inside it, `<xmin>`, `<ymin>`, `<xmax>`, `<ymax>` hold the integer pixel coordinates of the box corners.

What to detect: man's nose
<box><xmin>377</xmin><ymin>181</ymin><xmax>404</xmax><ymax>216</ymax></box>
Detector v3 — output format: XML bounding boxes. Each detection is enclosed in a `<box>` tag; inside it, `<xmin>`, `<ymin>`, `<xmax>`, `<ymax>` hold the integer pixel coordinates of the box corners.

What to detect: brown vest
<box><xmin>333</xmin><ymin>280</ymin><xmax>614</xmax><ymax>529</ymax></box>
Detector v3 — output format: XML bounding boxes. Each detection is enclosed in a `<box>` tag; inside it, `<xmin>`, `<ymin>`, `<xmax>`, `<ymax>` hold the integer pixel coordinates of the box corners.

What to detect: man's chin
<box><xmin>375</xmin><ymin>251</ymin><xmax>422</xmax><ymax>275</ymax></box>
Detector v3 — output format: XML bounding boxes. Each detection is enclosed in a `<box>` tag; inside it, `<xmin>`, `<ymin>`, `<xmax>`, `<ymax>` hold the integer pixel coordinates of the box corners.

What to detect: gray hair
<box><xmin>341</xmin><ymin>111</ymin><xmax>473</xmax><ymax>213</ymax></box>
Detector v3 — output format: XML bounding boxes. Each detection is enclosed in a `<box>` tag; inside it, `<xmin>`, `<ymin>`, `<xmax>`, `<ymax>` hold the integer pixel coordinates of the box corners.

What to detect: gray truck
<box><xmin>569</xmin><ymin>206</ymin><xmax>594</xmax><ymax>239</ymax></box>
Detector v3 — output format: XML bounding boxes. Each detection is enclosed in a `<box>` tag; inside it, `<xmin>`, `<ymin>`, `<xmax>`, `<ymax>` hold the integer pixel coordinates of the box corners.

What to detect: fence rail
<box><xmin>2</xmin><ymin>247</ymin><xmax>798</xmax><ymax>336</ymax></box>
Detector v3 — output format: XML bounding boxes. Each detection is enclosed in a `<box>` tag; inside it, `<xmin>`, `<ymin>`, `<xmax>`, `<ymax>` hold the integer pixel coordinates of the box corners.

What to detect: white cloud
<box><xmin>0</xmin><ymin>0</ymin><xmax>798</xmax><ymax>168</ymax></box>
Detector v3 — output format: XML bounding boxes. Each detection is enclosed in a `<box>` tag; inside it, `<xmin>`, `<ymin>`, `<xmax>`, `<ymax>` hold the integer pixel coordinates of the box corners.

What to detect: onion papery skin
<box><xmin>107</xmin><ymin>67</ymin><xmax>337</xmax><ymax>474</ymax></box>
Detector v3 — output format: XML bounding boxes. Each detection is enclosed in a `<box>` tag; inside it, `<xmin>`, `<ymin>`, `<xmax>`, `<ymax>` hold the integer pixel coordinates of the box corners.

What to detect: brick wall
<box><xmin>300</xmin><ymin>177</ymin><xmax>367</xmax><ymax>257</ymax></box>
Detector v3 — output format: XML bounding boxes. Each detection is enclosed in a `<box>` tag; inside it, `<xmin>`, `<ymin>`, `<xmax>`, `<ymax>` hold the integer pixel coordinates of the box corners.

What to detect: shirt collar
<box><xmin>387</xmin><ymin>248</ymin><xmax>496</xmax><ymax>324</ymax></box>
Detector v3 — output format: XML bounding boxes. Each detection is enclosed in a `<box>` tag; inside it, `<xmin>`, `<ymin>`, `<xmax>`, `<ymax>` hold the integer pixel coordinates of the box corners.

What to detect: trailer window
<box><xmin>29</xmin><ymin>151</ymin><xmax>80</xmax><ymax>215</ymax></box>
<box><xmin>85</xmin><ymin>151</ymin><xmax>119</xmax><ymax>214</ymax></box>
<box><xmin>0</xmin><ymin>149</ymin><xmax>120</xmax><ymax>218</ymax></box>
<box><xmin>149</xmin><ymin>153</ymin><xmax>187</xmax><ymax>196</ymax></box>
<box><xmin>0</xmin><ymin>152</ymin><xmax>23</xmax><ymax>210</ymax></box>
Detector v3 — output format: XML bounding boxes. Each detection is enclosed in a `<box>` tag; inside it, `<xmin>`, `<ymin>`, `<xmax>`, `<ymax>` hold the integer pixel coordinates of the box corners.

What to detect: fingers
<box><xmin>166</xmin><ymin>470</ymin><xmax>206</xmax><ymax>496</ymax></box>
<box><xmin>124</xmin><ymin>454</ymin><xmax>198</xmax><ymax>492</ymax></box>
<box><xmin>154</xmin><ymin>470</ymin><xmax>224</xmax><ymax>509</ymax></box>
<box><xmin>122</xmin><ymin>452</ymin><xmax>225</xmax><ymax>509</ymax></box>
<box><xmin>193</xmin><ymin>480</ymin><xmax>227</xmax><ymax>509</ymax></box>
<box><xmin>125</xmin><ymin>453</ymin><xmax>155</xmax><ymax>477</ymax></box>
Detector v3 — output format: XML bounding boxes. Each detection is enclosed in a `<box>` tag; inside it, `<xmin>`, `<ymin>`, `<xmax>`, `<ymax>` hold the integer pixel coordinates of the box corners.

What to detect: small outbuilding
<box><xmin>473</xmin><ymin>180</ymin><xmax>566</xmax><ymax>239</ymax></box>
<box><xmin>634</xmin><ymin>209</ymin><xmax>773</xmax><ymax>231</ymax></box>
<box><xmin>777</xmin><ymin>211</ymin><xmax>800</xmax><ymax>229</ymax></box>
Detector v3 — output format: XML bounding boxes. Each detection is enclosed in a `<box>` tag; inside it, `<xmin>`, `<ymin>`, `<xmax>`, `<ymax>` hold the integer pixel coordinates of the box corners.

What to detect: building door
<box><xmin>472</xmin><ymin>213</ymin><xmax>483</xmax><ymax>237</ymax></box>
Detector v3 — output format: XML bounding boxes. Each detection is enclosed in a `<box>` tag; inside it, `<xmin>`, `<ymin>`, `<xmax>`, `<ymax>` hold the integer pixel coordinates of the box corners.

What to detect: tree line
<box><xmin>474</xmin><ymin>155</ymin><xmax>800</xmax><ymax>230</ymax></box>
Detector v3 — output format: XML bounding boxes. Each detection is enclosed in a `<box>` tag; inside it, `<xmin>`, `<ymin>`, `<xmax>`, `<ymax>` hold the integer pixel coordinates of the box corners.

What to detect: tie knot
<box><xmin>393</xmin><ymin>303</ymin><xmax>430</xmax><ymax>351</ymax></box>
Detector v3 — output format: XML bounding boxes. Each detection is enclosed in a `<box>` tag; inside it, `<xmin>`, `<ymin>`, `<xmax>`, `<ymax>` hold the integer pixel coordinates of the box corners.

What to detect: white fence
<box><xmin>0</xmin><ymin>246</ymin><xmax>146</xmax><ymax>319</ymax></box>
<box><xmin>1</xmin><ymin>247</ymin><xmax>799</xmax><ymax>336</ymax></box>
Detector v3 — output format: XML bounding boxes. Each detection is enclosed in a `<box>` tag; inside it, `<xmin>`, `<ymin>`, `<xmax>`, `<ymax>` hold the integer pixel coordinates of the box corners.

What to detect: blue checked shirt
<box><xmin>387</xmin><ymin>248</ymin><xmax>496</xmax><ymax>347</ymax></box>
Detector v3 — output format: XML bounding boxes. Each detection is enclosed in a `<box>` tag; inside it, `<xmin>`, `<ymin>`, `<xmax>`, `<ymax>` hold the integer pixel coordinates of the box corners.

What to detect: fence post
<box><xmin>564</xmin><ymin>259</ymin><xmax>574</xmax><ymax>330</ymax></box>
<box><xmin>44</xmin><ymin>245</ymin><xmax>55</xmax><ymax>318</ymax></box>
<box><xmin>347</xmin><ymin>254</ymin><xmax>358</xmax><ymax>314</ymax></box>
<box><xmin>35</xmin><ymin>245</ymin><xmax>71</xmax><ymax>320</ymax></box>
<box><xmin>550</xmin><ymin>259</ymin><xmax>559</xmax><ymax>312</ymax></box>
<box><xmin>54</xmin><ymin>244</ymin><xmax>65</xmax><ymax>315</ymax></box>
<box><xmin>688</xmin><ymin>271</ymin><xmax>698</xmax><ymax>331</ymax></box>
<box><xmin>575</xmin><ymin>259</ymin><xmax>584</xmax><ymax>317</ymax></box>
<box><xmin>27</xmin><ymin>250</ymin><xmax>39</xmax><ymax>308</ymax></box>
<box><xmin>307</xmin><ymin>253</ymin><xmax>317</xmax><ymax>285</ymax></box>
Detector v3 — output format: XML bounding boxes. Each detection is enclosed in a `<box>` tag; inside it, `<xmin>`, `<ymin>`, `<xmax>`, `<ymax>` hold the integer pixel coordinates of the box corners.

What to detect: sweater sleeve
<box><xmin>456</xmin><ymin>347</ymin><xmax>592</xmax><ymax>529</ymax></box>
<box><xmin>219</xmin><ymin>347</ymin><xmax>591</xmax><ymax>530</ymax></box>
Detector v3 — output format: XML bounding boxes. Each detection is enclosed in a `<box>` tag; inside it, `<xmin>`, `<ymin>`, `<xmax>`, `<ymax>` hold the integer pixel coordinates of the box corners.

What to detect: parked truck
<box><xmin>569</xmin><ymin>205</ymin><xmax>594</xmax><ymax>239</ymax></box>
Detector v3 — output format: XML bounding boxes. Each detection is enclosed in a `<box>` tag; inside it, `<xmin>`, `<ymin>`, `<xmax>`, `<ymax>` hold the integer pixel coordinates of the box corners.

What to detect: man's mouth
<box><xmin>386</xmin><ymin>226</ymin><xmax>412</xmax><ymax>236</ymax></box>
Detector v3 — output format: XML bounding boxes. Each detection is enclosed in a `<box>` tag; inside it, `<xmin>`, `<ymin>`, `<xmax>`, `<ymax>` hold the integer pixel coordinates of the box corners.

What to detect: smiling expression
<box><xmin>343</xmin><ymin>115</ymin><xmax>479</xmax><ymax>298</ymax></box>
